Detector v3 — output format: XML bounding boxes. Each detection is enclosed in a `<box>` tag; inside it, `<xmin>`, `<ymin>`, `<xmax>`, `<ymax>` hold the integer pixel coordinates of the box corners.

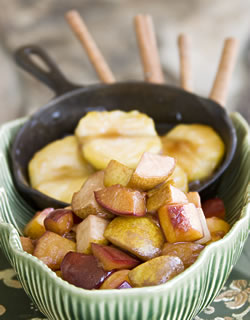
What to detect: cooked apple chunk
<box><xmin>195</xmin><ymin>208</ymin><xmax>211</xmax><ymax>244</ymax></box>
<box><xmin>128</xmin><ymin>255</ymin><xmax>184</xmax><ymax>287</ymax></box>
<box><xmin>158</xmin><ymin>203</ymin><xmax>203</xmax><ymax>243</ymax></box>
<box><xmin>206</xmin><ymin>217</ymin><xmax>230</xmax><ymax>243</ymax></box>
<box><xmin>71</xmin><ymin>171</ymin><xmax>113</xmax><ymax>219</ymax></box>
<box><xmin>91</xmin><ymin>243</ymin><xmax>140</xmax><ymax>271</ymax></box>
<box><xmin>20</xmin><ymin>237</ymin><xmax>34</xmax><ymax>254</ymax></box>
<box><xmin>128</xmin><ymin>152</ymin><xmax>175</xmax><ymax>191</ymax></box>
<box><xmin>187</xmin><ymin>192</ymin><xmax>201</xmax><ymax>208</ymax></box>
<box><xmin>147</xmin><ymin>182</ymin><xmax>188</xmax><ymax>212</ymax></box>
<box><xmin>161</xmin><ymin>124</ymin><xmax>225</xmax><ymax>182</ymax></box>
<box><xmin>100</xmin><ymin>269</ymin><xmax>131</xmax><ymax>289</ymax></box>
<box><xmin>24</xmin><ymin>208</ymin><xmax>54</xmax><ymax>239</ymax></box>
<box><xmin>29</xmin><ymin>135</ymin><xmax>94</xmax><ymax>188</ymax></box>
<box><xmin>33</xmin><ymin>231</ymin><xmax>76</xmax><ymax>270</ymax></box>
<box><xmin>95</xmin><ymin>185</ymin><xmax>146</xmax><ymax>217</ymax></box>
<box><xmin>44</xmin><ymin>209</ymin><xmax>74</xmax><ymax>235</ymax></box>
<box><xmin>104</xmin><ymin>216</ymin><xmax>164</xmax><ymax>261</ymax></box>
<box><xmin>169</xmin><ymin>164</ymin><xmax>188</xmax><ymax>193</ymax></box>
<box><xmin>161</xmin><ymin>242</ymin><xmax>204</xmax><ymax>268</ymax></box>
<box><xmin>104</xmin><ymin>160</ymin><xmax>134</xmax><ymax>187</ymax></box>
<box><xmin>76</xmin><ymin>215</ymin><xmax>109</xmax><ymax>254</ymax></box>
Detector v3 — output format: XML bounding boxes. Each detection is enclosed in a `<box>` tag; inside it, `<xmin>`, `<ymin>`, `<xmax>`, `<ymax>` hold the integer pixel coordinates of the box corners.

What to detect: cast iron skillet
<box><xmin>11</xmin><ymin>45</ymin><xmax>237</xmax><ymax>210</ymax></box>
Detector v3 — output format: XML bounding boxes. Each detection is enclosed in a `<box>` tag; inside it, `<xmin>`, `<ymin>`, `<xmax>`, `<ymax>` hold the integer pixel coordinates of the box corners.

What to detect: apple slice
<box><xmin>104</xmin><ymin>216</ymin><xmax>164</xmax><ymax>261</ymax></box>
<box><xmin>147</xmin><ymin>182</ymin><xmax>188</xmax><ymax>212</ymax></box>
<box><xmin>104</xmin><ymin>160</ymin><xmax>134</xmax><ymax>187</ymax></box>
<box><xmin>128</xmin><ymin>255</ymin><xmax>184</xmax><ymax>287</ymax></box>
<box><xmin>44</xmin><ymin>209</ymin><xmax>74</xmax><ymax>235</ymax></box>
<box><xmin>95</xmin><ymin>185</ymin><xmax>146</xmax><ymax>217</ymax></box>
<box><xmin>161</xmin><ymin>242</ymin><xmax>204</xmax><ymax>268</ymax></box>
<box><xmin>20</xmin><ymin>237</ymin><xmax>34</xmax><ymax>254</ymax></box>
<box><xmin>71</xmin><ymin>171</ymin><xmax>113</xmax><ymax>219</ymax></box>
<box><xmin>24</xmin><ymin>208</ymin><xmax>54</xmax><ymax>239</ymax></box>
<box><xmin>128</xmin><ymin>152</ymin><xmax>175</xmax><ymax>191</ymax></box>
<box><xmin>91</xmin><ymin>243</ymin><xmax>140</xmax><ymax>271</ymax></box>
<box><xmin>33</xmin><ymin>231</ymin><xmax>76</xmax><ymax>270</ymax></box>
<box><xmin>100</xmin><ymin>269</ymin><xmax>131</xmax><ymax>289</ymax></box>
<box><xmin>61</xmin><ymin>252</ymin><xmax>112</xmax><ymax>289</ymax></box>
<box><xmin>158</xmin><ymin>203</ymin><xmax>203</xmax><ymax>243</ymax></box>
<box><xmin>187</xmin><ymin>192</ymin><xmax>201</xmax><ymax>208</ymax></box>
<box><xmin>76</xmin><ymin>215</ymin><xmax>109</xmax><ymax>254</ymax></box>
<box><xmin>202</xmin><ymin>198</ymin><xmax>226</xmax><ymax>219</ymax></box>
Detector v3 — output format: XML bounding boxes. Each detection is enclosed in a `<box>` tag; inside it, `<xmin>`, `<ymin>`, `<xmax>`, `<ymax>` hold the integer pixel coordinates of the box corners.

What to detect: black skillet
<box><xmin>11</xmin><ymin>45</ymin><xmax>237</xmax><ymax>210</ymax></box>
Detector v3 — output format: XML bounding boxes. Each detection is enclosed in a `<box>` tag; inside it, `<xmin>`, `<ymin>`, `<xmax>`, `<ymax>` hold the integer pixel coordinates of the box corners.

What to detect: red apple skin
<box><xmin>61</xmin><ymin>252</ymin><xmax>112</xmax><ymax>289</ymax></box>
<box><xmin>202</xmin><ymin>198</ymin><xmax>225</xmax><ymax>219</ymax></box>
<box><xmin>117</xmin><ymin>281</ymin><xmax>132</xmax><ymax>289</ymax></box>
<box><xmin>91</xmin><ymin>243</ymin><xmax>140</xmax><ymax>271</ymax></box>
<box><xmin>44</xmin><ymin>209</ymin><xmax>74</xmax><ymax>235</ymax></box>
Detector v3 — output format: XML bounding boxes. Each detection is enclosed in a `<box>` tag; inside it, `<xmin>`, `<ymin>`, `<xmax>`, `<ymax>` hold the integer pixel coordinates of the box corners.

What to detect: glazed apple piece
<box><xmin>158</xmin><ymin>203</ymin><xmax>203</xmax><ymax>243</ymax></box>
<box><xmin>24</xmin><ymin>208</ymin><xmax>54</xmax><ymax>239</ymax></box>
<box><xmin>206</xmin><ymin>217</ymin><xmax>230</xmax><ymax>243</ymax></box>
<box><xmin>100</xmin><ymin>269</ymin><xmax>131</xmax><ymax>289</ymax></box>
<box><xmin>161</xmin><ymin>242</ymin><xmax>204</xmax><ymax>268</ymax></box>
<box><xmin>104</xmin><ymin>160</ymin><xmax>134</xmax><ymax>187</ymax></box>
<box><xmin>195</xmin><ymin>208</ymin><xmax>211</xmax><ymax>244</ymax></box>
<box><xmin>91</xmin><ymin>243</ymin><xmax>140</xmax><ymax>271</ymax></box>
<box><xmin>76</xmin><ymin>215</ymin><xmax>109</xmax><ymax>254</ymax></box>
<box><xmin>44</xmin><ymin>209</ymin><xmax>74</xmax><ymax>236</ymax></box>
<box><xmin>128</xmin><ymin>152</ymin><xmax>175</xmax><ymax>191</ymax></box>
<box><xmin>20</xmin><ymin>237</ymin><xmax>34</xmax><ymax>254</ymax></box>
<box><xmin>202</xmin><ymin>198</ymin><xmax>226</xmax><ymax>219</ymax></box>
<box><xmin>95</xmin><ymin>185</ymin><xmax>146</xmax><ymax>217</ymax></box>
<box><xmin>128</xmin><ymin>255</ymin><xmax>184</xmax><ymax>287</ymax></box>
<box><xmin>187</xmin><ymin>192</ymin><xmax>201</xmax><ymax>208</ymax></box>
<box><xmin>61</xmin><ymin>252</ymin><xmax>112</xmax><ymax>289</ymax></box>
<box><xmin>71</xmin><ymin>171</ymin><xmax>113</xmax><ymax>219</ymax></box>
<box><xmin>147</xmin><ymin>182</ymin><xmax>188</xmax><ymax>212</ymax></box>
<box><xmin>33</xmin><ymin>231</ymin><xmax>76</xmax><ymax>270</ymax></box>
<box><xmin>170</xmin><ymin>165</ymin><xmax>188</xmax><ymax>193</ymax></box>
<box><xmin>104</xmin><ymin>216</ymin><xmax>164</xmax><ymax>261</ymax></box>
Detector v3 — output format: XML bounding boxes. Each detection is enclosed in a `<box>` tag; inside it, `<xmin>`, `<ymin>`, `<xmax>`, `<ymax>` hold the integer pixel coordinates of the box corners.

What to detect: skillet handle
<box><xmin>15</xmin><ymin>45</ymin><xmax>81</xmax><ymax>95</ymax></box>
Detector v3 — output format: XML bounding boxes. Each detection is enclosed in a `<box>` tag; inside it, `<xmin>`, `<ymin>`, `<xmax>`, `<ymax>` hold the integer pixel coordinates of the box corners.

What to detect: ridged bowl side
<box><xmin>0</xmin><ymin>113</ymin><xmax>249</xmax><ymax>320</ymax></box>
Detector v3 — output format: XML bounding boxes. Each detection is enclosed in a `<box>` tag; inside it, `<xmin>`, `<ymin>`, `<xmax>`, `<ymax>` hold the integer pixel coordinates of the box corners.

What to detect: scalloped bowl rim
<box><xmin>0</xmin><ymin>111</ymin><xmax>249</xmax><ymax>298</ymax></box>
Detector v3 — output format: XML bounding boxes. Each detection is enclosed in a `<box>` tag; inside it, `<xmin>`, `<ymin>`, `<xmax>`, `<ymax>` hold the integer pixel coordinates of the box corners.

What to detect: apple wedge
<box><xmin>147</xmin><ymin>182</ymin><xmax>188</xmax><ymax>212</ymax></box>
<box><xmin>95</xmin><ymin>184</ymin><xmax>146</xmax><ymax>216</ymax></box>
<box><xmin>158</xmin><ymin>203</ymin><xmax>203</xmax><ymax>243</ymax></box>
<box><xmin>20</xmin><ymin>237</ymin><xmax>34</xmax><ymax>254</ymax></box>
<box><xmin>100</xmin><ymin>269</ymin><xmax>131</xmax><ymax>289</ymax></box>
<box><xmin>128</xmin><ymin>152</ymin><xmax>175</xmax><ymax>191</ymax></box>
<box><xmin>44</xmin><ymin>209</ymin><xmax>74</xmax><ymax>235</ymax></box>
<box><xmin>91</xmin><ymin>243</ymin><xmax>140</xmax><ymax>271</ymax></box>
<box><xmin>195</xmin><ymin>208</ymin><xmax>211</xmax><ymax>244</ymax></box>
<box><xmin>71</xmin><ymin>171</ymin><xmax>113</xmax><ymax>219</ymax></box>
<box><xmin>128</xmin><ymin>255</ymin><xmax>184</xmax><ymax>287</ymax></box>
<box><xmin>76</xmin><ymin>215</ymin><xmax>109</xmax><ymax>254</ymax></box>
<box><xmin>104</xmin><ymin>216</ymin><xmax>164</xmax><ymax>260</ymax></box>
<box><xmin>104</xmin><ymin>160</ymin><xmax>134</xmax><ymax>187</ymax></box>
<box><xmin>24</xmin><ymin>208</ymin><xmax>54</xmax><ymax>239</ymax></box>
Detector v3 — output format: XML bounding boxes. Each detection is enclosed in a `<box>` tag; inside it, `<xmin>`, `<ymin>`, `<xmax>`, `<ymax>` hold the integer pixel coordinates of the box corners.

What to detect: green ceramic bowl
<box><xmin>0</xmin><ymin>113</ymin><xmax>249</xmax><ymax>320</ymax></box>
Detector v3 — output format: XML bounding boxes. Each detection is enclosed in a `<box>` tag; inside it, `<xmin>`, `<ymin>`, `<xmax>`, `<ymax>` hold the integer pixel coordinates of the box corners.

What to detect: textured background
<box><xmin>0</xmin><ymin>0</ymin><xmax>249</xmax><ymax>124</ymax></box>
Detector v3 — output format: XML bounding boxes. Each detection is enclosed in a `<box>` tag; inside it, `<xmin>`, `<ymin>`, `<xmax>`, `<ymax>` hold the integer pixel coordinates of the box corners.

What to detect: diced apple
<box><xmin>187</xmin><ymin>192</ymin><xmax>201</xmax><ymax>208</ymax></box>
<box><xmin>147</xmin><ymin>182</ymin><xmax>188</xmax><ymax>212</ymax></box>
<box><xmin>202</xmin><ymin>198</ymin><xmax>226</xmax><ymax>219</ymax></box>
<box><xmin>195</xmin><ymin>208</ymin><xmax>211</xmax><ymax>244</ymax></box>
<box><xmin>169</xmin><ymin>165</ymin><xmax>188</xmax><ymax>193</ymax></box>
<box><xmin>20</xmin><ymin>237</ymin><xmax>34</xmax><ymax>254</ymax></box>
<box><xmin>158</xmin><ymin>203</ymin><xmax>203</xmax><ymax>243</ymax></box>
<box><xmin>104</xmin><ymin>160</ymin><xmax>134</xmax><ymax>187</ymax></box>
<box><xmin>128</xmin><ymin>255</ymin><xmax>184</xmax><ymax>287</ymax></box>
<box><xmin>100</xmin><ymin>269</ymin><xmax>131</xmax><ymax>289</ymax></box>
<box><xmin>76</xmin><ymin>215</ymin><xmax>109</xmax><ymax>254</ymax></box>
<box><xmin>33</xmin><ymin>231</ymin><xmax>76</xmax><ymax>270</ymax></box>
<box><xmin>24</xmin><ymin>208</ymin><xmax>54</xmax><ymax>239</ymax></box>
<box><xmin>206</xmin><ymin>217</ymin><xmax>230</xmax><ymax>243</ymax></box>
<box><xmin>95</xmin><ymin>185</ymin><xmax>146</xmax><ymax>217</ymax></box>
<box><xmin>128</xmin><ymin>152</ymin><xmax>175</xmax><ymax>191</ymax></box>
<box><xmin>161</xmin><ymin>242</ymin><xmax>204</xmax><ymax>268</ymax></box>
<box><xmin>44</xmin><ymin>209</ymin><xmax>74</xmax><ymax>235</ymax></box>
<box><xmin>104</xmin><ymin>216</ymin><xmax>164</xmax><ymax>261</ymax></box>
<box><xmin>61</xmin><ymin>252</ymin><xmax>112</xmax><ymax>289</ymax></box>
<box><xmin>71</xmin><ymin>171</ymin><xmax>113</xmax><ymax>219</ymax></box>
<box><xmin>91</xmin><ymin>243</ymin><xmax>140</xmax><ymax>271</ymax></box>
